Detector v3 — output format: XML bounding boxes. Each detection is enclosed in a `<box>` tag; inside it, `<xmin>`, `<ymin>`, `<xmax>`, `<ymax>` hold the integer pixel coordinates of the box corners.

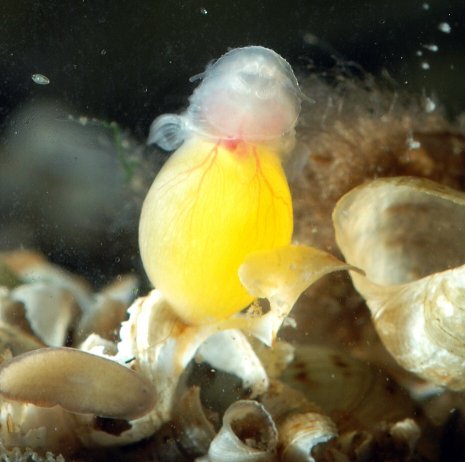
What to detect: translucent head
<box><xmin>187</xmin><ymin>46</ymin><xmax>303</xmax><ymax>142</ymax></box>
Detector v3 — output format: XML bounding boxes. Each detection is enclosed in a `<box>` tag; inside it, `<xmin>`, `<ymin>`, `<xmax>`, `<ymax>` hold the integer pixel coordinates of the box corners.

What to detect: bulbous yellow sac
<box><xmin>139</xmin><ymin>137</ymin><xmax>293</xmax><ymax>324</ymax></box>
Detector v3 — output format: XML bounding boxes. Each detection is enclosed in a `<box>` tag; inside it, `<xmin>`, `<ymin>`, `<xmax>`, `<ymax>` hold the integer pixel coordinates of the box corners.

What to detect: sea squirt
<box><xmin>140</xmin><ymin>46</ymin><xmax>305</xmax><ymax>324</ymax></box>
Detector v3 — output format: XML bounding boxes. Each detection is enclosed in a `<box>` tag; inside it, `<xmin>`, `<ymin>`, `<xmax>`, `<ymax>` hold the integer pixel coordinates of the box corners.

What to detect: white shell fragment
<box><xmin>1</xmin><ymin>250</ymin><xmax>93</xmax><ymax>309</ymax></box>
<box><xmin>111</xmin><ymin>290</ymin><xmax>270</xmax><ymax>446</ymax></box>
<box><xmin>333</xmin><ymin>176</ymin><xmax>465</xmax><ymax>390</ymax></box>
<box><xmin>0</xmin><ymin>347</ymin><xmax>155</xmax><ymax>420</ymax></box>
<box><xmin>11</xmin><ymin>283</ymin><xmax>77</xmax><ymax>347</ymax></box>
<box><xmin>195</xmin><ymin>330</ymin><xmax>269</xmax><ymax>398</ymax></box>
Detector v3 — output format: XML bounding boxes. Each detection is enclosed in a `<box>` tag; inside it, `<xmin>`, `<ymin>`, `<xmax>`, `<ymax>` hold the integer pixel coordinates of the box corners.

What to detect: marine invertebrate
<box><xmin>148</xmin><ymin>46</ymin><xmax>304</xmax><ymax>153</ymax></box>
<box><xmin>0</xmin><ymin>347</ymin><xmax>155</xmax><ymax>420</ymax></box>
<box><xmin>333</xmin><ymin>176</ymin><xmax>465</xmax><ymax>390</ymax></box>
<box><xmin>140</xmin><ymin>46</ymin><xmax>305</xmax><ymax>325</ymax></box>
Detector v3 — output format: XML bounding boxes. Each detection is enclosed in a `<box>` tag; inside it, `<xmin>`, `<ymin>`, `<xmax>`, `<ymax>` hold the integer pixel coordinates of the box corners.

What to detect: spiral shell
<box><xmin>333</xmin><ymin>176</ymin><xmax>465</xmax><ymax>390</ymax></box>
<box><xmin>206</xmin><ymin>400</ymin><xmax>278</xmax><ymax>462</ymax></box>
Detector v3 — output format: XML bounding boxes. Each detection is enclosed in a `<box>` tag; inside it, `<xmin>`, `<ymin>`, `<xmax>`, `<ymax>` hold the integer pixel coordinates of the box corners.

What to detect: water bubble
<box><xmin>416</xmin><ymin>50</ymin><xmax>423</xmax><ymax>57</ymax></box>
<box><xmin>421</xmin><ymin>62</ymin><xmax>430</xmax><ymax>70</ymax></box>
<box><xmin>31</xmin><ymin>73</ymin><xmax>50</xmax><ymax>85</ymax></box>
<box><xmin>200</xmin><ymin>7</ymin><xmax>208</xmax><ymax>15</ymax></box>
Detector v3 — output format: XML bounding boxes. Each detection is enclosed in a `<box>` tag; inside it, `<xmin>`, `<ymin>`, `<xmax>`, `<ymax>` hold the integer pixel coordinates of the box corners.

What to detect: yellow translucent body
<box><xmin>139</xmin><ymin>137</ymin><xmax>293</xmax><ymax>324</ymax></box>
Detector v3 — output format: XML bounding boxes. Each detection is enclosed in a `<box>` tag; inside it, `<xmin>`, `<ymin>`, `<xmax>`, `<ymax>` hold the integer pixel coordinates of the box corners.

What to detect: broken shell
<box><xmin>207</xmin><ymin>400</ymin><xmax>278</xmax><ymax>462</ymax></box>
<box><xmin>11</xmin><ymin>283</ymin><xmax>77</xmax><ymax>347</ymax></box>
<box><xmin>238</xmin><ymin>244</ymin><xmax>358</xmax><ymax>345</ymax></box>
<box><xmin>98</xmin><ymin>289</ymin><xmax>269</xmax><ymax>447</ymax></box>
<box><xmin>0</xmin><ymin>347</ymin><xmax>155</xmax><ymax>420</ymax></box>
<box><xmin>0</xmin><ymin>400</ymin><xmax>78</xmax><ymax>455</ymax></box>
<box><xmin>279</xmin><ymin>412</ymin><xmax>337</xmax><ymax>462</ymax></box>
<box><xmin>171</xmin><ymin>386</ymin><xmax>217</xmax><ymax>457</ymax></box>
<box><xmin>281</xmin><ymin>345</ymin><xmax>415</xmax><ymax>432</ymax></box>
<box><xmin>330</xmin><ymin>418</ymin><xmax>421</xmax><ymax>461</ymax></box>
<box><xmin>0</xmin><ymin>440</ymin><xmax>66</xmax><ymax>462</ymax></box>
<box><xmin>260</xmin><ymin>381</ymin><xmax>337</xmax><ymax>462</ymax></box>
<box><xmin>333</xmin><ymin>176</ymin><xmax>465</xmax><ymax>389</ymax></box>
<box><xmin>0</xmin><ymin>321</ymin><xmax>45</xmax><ymax>356</ymax></box>
<box><xmin>1</xmin><ymin>250</ymin><xmax>92</xmax><ymax>309</ymax></box>
<box><xmin>195</xmin><ymin>330</ymin><xmax>269</xmax><ymax>398</ymax></box>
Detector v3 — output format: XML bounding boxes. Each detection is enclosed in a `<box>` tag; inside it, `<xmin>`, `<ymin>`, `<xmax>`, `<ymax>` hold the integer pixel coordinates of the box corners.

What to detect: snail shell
<box><xmin>206</xmin><ymin>400</ymin><xmax>278</xmax><ymax>462</ymax></box>
<box><xmin>333</xmin><ymin>176</ymin><xmax>465</xmax><ymax>390</ymax></box>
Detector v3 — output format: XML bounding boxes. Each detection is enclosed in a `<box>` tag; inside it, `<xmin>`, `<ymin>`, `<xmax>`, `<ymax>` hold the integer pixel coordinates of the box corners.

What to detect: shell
<box><xmin>279</xmin><ymin>412</ymin><xmax>337</xmax><ymax>462</ymax></box>
<box><xmin>238</xmin><ymin>245</ymin><xmax>358</xmax><ymax>345</ymax></box>
<box><xmin>171</xmin><ymin>386</ymin><xmax>217</xmax><ymax>457</ymax></box>
<box><xmin>281</xmin><ymin>345</ymin><xmax>415</xmax><ymax>432</ymax></box>
<box><xmin>80</xmin><ymin>290</ymin><xmax>270</xmax><ymax>447</ymax></box>
<box><xmin>333</xmin><ymin>176</ymin><xmax>465</xmax><ymax>390</ymax></box>
<box><xmin>327</xmin><ymin>418</ymin><xmax>422</xmax><ymax>462</ymax></box>
<box><xmin>259</xmin><ymin>381</ymin><xmax>337</xmax><ymax>462</ymax></box>
<box><xmin>11</xmin><ymin>283</ymin><xmax>77</xmax><ymax>347</ymax></box>
<box><xmin>206</xmin><ymin>400</ymin><xmax>278</xmax><ymax>462</ymax></box>
<box><xmin>0</xmin><ymin>399</ymin><xmax>78</xmax><ymax>455</ymax></box>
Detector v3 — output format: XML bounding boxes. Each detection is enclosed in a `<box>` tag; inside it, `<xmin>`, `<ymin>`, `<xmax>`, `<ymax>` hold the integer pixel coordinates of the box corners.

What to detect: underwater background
<box><xmin>0</xmin><ymin>0</ymin><xmax>464</xmax><ymax>283</ymax></box>
<box><xmin>1</xmin><ymin>2</ymin><xmax>465</xmax><ymax>461</ymax></box>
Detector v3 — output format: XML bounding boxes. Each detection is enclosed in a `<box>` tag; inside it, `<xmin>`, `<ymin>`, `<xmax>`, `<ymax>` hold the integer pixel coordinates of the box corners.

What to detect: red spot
<box><xmin>220</xmin><ymin>139</ymin><xmax>241</xmax><ymax>151</ymax></box>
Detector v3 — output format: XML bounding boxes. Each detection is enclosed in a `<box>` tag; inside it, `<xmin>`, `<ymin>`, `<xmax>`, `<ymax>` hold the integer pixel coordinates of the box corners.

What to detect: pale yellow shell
<box><xmin>333</xmin><ymin>177</ymin><xmax>465</xmax><ymax>390</ymax></box>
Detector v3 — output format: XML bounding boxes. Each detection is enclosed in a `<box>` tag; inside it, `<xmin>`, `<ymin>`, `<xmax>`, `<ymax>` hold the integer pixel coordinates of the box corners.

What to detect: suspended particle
<box><xmin>423</xmin><ymin>44</ymin><xmax>439</xmax><ymax>52</ymax></box>
<box><xmin>438</xmin><ymin>22</ymin><xmax>451</xmax><ymax>33</ymax></box>
<box><xmin>423</xmin><ymin>97</ymin><xmax>436</xmax><ymax>113</ymax></box>
<box><xmin>31</xmin><ymin>73</ymin><xmax>50</xmax><ymax>85</ymax></box>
